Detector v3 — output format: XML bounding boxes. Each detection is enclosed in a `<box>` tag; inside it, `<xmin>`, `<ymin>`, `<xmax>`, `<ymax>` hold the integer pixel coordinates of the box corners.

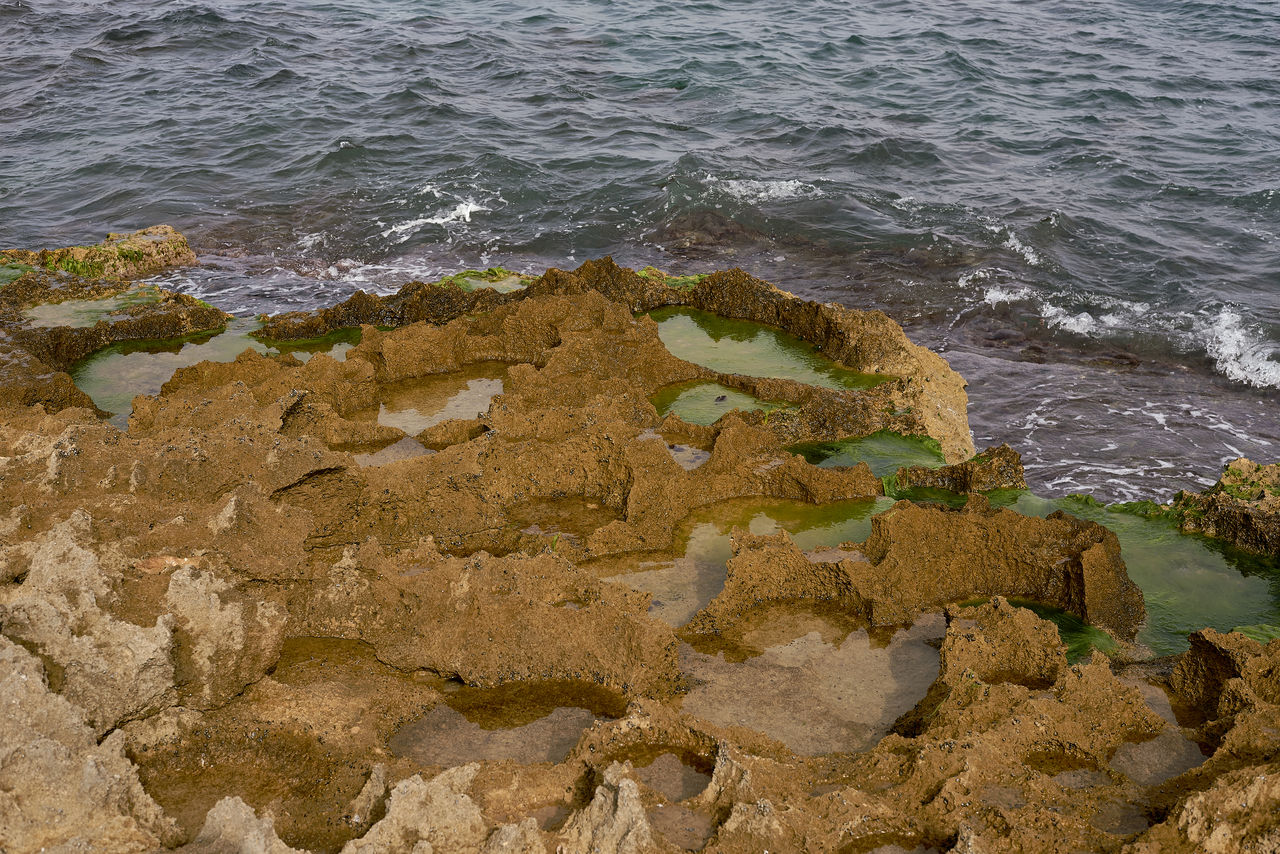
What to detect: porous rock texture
<box><xmin>895</xmin><ymin>442</ymin><xmax>1026</xmax><ymax>493</ymax></box>
<box><xmin>1</xmin><ymin>224</ymin><xmax>198</xmax><ymax>281</ymax></box>
<box><xmin>1174</xmin><ymin>457</ymin><xmax>1280</xmax><ymax>556</ymax></box>
<box><xmin>0</xmin><ymin>241</ymin><xmax>1265</xmax><ymax>853</ymax></box>
<box><xmin>0</xmin><ymin>226</ymin><xmax>225</xmax><ymax>413</ymax></box>
<box><xmin>682</xmin><ymin>501</ymin><xmax>1143</xmax><ymax>641</ymax></box>
<box><xmin>258</xmin><ymin>257</ymin><xmax>977</xmax><ymax>463</ymax></box>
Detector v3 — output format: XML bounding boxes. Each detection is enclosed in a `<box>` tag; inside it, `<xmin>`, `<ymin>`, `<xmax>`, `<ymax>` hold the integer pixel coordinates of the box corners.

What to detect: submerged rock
<box><xmin>1174</xmin><ymin>457</ymin><xmax>1280</xmax><ymax>556</ymax></box>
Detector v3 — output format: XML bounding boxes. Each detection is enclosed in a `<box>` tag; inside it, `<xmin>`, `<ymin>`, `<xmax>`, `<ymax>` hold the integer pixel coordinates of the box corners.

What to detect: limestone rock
<box><xmin>174</xmin><ymin>797</ymin><xmax>305</xmax><ymax>854</ymax></box>
<box><xmin>688</xmin><ymin>501</ymin><xmax>1145</xmax><ymax>641</ymax></box>
<box><xmin>559</xmin><ymin>763</ymin><xmax>656</xmax><ymax>854</ymax></box>
<box><xmin>343</xmin><ymin>765</ymin><xmax>488</xmax><ymax>854</ymax></box>
<box><xmin>2</xmin><ymin>224</ymin><xmax>197</xmax><ymax>280</ymax></box>
<box><xmin>715</xmin><ymin>799</ymin><xmax>785</xmax><ymax>846</ymax></box>
<box><xmin>684</xmin><ymin>529</ymin><xmax>863</xmax><ymax>636</ymax></box>
<box><xmin>894</xmin><ymin>597</ymin><xmax>1069</xmax><ymax>737</ymax></box>
<box><xmin>164</xmin><ymin>564</ymin><xmax>287</xmax><ymax>708</ymax></box>
<box><xmin>1174</xmin><ymin>457</ymin><xmax>1280</xmax><ymax>556</ymax></box>
<box><xmin>1170</xmin><ymin>628</ymin><xmax>1280</xmax><ymax>722</ymax></box>
<box><xmin>895</xmin><ymin>443</ymin><xmax>1026</xmax><ymax>493</ymax></box>
<box><xmin>345</xmin><ymin>763</ymin><xmax>389</xmax><ymax>833</ymax></box>
<box><xmin>294</xmin><ymin>544</ymin><xmax>682</xmax><ymax>699</ymax></box>
<box><xmin>0</xmin><ymin>636</ymin><xmax>178</xmax><ymax>853</ymax></box>
<box><xmin>481</xmin><ymin>819</ymin><xmax>545</xmax><ymax>853</ymax></box>
<box><xmin>941</xmin><ymin>596</ymin><xmax>1069</xmax><ymax>687</ymax></box>
<box><xmin>1125</xmin><ymin>762</ymin><xmax>1280</xmax><ymax>854</ymax></box>
<box><xmin>856</xmin><ymin>497</ymin><xmax>1145</xmax><ymax>637</ymax></box>
<box><xmin>0</xmin><ymin>513</ymin><xmax>175</xmax><ymax>734</ymax></box>
<box><xmin>689</xmin><ymin>742</ymin><xmax>757</xmax><ymax>827</ymax></box>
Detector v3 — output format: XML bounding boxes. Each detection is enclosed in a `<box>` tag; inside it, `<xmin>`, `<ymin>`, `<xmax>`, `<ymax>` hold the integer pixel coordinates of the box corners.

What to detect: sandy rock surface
<box><xmin>1</xmin><ymin>233</ymin><xmax>1276</xmax><ymax>853</ymax></box>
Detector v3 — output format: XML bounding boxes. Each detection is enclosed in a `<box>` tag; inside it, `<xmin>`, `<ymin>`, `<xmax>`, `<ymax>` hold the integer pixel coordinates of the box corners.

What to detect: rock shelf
<box><xmin>0</xmin><ymin>229</ymin><xmax>1277</xmax><ymax>853</ymax></box>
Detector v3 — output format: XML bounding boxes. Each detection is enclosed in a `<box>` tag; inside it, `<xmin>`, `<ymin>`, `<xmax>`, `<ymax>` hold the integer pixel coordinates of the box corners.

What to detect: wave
<box><xmin>379</xmin><ymin>201</ymin><xmax>489</xmax><ymax>242</ymax></box>
<box><xmin>1199</xmin><ymin>308</ymin><xmax>1280</xmax><ymax>389</ymax></box>
<box><xmin>969</xmin><ymin>272</ymin><xmax>1280</xmax><ymax>388</ymax></box>
<box><xmin>701</xmin><ymin>175</ymin><xmax>823</xmax><ymax>204</ymax></box>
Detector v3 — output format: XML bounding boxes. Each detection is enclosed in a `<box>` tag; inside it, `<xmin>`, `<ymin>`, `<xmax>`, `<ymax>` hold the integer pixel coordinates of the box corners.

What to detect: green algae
<box><xmin>0</xmin><ymin>261</ymin><xmax>33</xmax><ymax>286</ymax></box>
<box><xmin>637</xmin><ymin>266</ymin><xmax>708</xmax><ymax>290</ymax></box>
<box><xmin>982</xmin><ymin>492</ymin><xmax>1280</xmax><ymax>656</ymax></box>
<box><xmin>646</xmin><ymin>306</ymin><xmax>892</xmax><ymax>390</ymax></box>
<box><xmin>71</xmin><ymin>318</ymin><xmax>355</xmax><ymax>427</ymax></box>
<box><xmin>651</xmin><ymin>380</ymin><xmax>787</xmax><ymax>426</ymax></box>
<box><xmin>260</xmin><ymin>327</ymin><xmax>362</xmax><ymax>363</ymax></box>
<box><xmin>45</xmin><ymin>256</ymin><xmax>106</xmax><ymax>278</ymax></box>
<box><xmin>1231</xmin><ymin>624</ymin><xmax>1280</xmax><ymax>644</ymax></box>
<box><xmin>789</xmin><ymin>431</ymin><xmax>947</xmax><ymax>479</ymax></box>
<box><xmin>21</xmin><ymin>285</ymin><xmax>163</xmax><ymax>328</ymax></box>
<box><xmin>430</xmin><ymin>267</ymin><xmax>528</xmax><ymax>293</ymax></box>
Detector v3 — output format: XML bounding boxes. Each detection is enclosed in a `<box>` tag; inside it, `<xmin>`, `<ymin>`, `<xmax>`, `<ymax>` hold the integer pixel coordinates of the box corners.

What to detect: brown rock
<box><xmin>856</xmin><ymin>497</ymin><xmax>1145</xmax><ymax>638</ymax></box>
<box><xmin>895</xmin><ymin>443</ymin><xmax>1026</xmax><ymax>493</ymax></box>
<box><xmin>0</xmin><ymin>636</ymin><xmax>179</xmax><ymax>852</ymax></box>
<box><xmin>1174</xmin><ymin>457</ymin><xmax>1280</xmax><ymax>556</ymax></box>
<box><xmin>1170</xmin><ymin>628</ymin><xmax>1280</xmax><ymax>722</ymax></box>
<box><xmin>164</xmin><ymin>564</ymin><xmax>287</xmax><ymax>709</ymax></box>
<box><xmin>2</xmin><ymin>224</ymin><xmax>198</xmax><ymax>281</ymax></box>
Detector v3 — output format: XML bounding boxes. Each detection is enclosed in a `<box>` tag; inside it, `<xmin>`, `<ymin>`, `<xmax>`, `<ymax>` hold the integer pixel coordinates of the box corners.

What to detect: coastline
<box><xmin>0</xmin><ymin>229</ymin><xmax>1277</xmax><ymax>853</ymax></box>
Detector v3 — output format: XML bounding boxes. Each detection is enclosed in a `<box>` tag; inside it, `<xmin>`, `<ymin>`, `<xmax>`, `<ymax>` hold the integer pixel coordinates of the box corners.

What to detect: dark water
<box><xmin>2</xmin><ymin>0</ymin><xmax>1278</xmax><ymax>500</ymax></box>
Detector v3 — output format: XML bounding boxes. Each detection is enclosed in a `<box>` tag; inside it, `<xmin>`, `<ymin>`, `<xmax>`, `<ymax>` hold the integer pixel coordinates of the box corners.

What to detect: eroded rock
<box><xmin>857</xmin><ymin>497</ymin><xmax>1145</xmax><ymax>637</ymax></box>
<box><xmin>559</xmin><ymin>763</ymin><xmax>656</xmax><ymax>854</ymax></box>
<box><xmin>173</xmin><ymin>797</ymin><xmax>304</xmax><ymax>854</ymax></box>
<box><xmin>894</xmin><ymin>443</ymin><xmax>1026</xmax><ymax>493</ymax></box>
<box><xmin>2</xmin><ymin>225</ymin><xmax>197</xmax><ymax>281</ymax></box>
<box><xmin>0</xmin><ymin>513</ymin><xmax>176</xmax><ymax>734</ymax></box>
<box><xmin>1174</xmin><ymin>457</ymin><xmax>1280</xmax><ymax>556</ymax></box>
<box><xmin>164</xmin><ymin>564</ymin><xmax>287</xmax><ymax>708</ymax></box>
<box><xmin>343</xmin><ymin>765</ymin><xmax>489</xmax><ymax>854</ymax></box>
<box><xmin>0</xmin><ymin>636</ymin><xmax>178</xmax><ymax>853</ymax></box>
<box><xmin>0</xmin><ymin>257</ymin><xmax>1250</xmax><ymax>854</ymax></box>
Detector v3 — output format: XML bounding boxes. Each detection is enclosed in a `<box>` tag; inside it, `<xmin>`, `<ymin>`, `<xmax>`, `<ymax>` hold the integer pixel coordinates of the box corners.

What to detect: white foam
<box><xmin>1002</xmin><ymin>231</ymin><xmax>1046</xmax><ymax>267</ymax></box>
<box><xmin>296</xmin><ymin>232</ymin><xmax>325</xmax><ymax>251</ymax></box>
<box><xmin>1199</xmin><ymin>308</ymin><xmax>1280</xmax><ymax>389</ymax></box>
<box><xmin>983</xmin><ymin>286</ymin><xmax>1034</xmax><ymax>306</ymax></box>
<box><xmin>703</xmin><ymin>174</ymin><xmax>821</xmax><ymax>204</ymax></box>
<box><xmin>380</xmin><ymin>201</ymin><xmax>489</xmax><ymax>242</ymax></box>
<box><xmin>1040</xmin><ymin>303</ymin><xmax>1098</xmax><ymax>335</ymax></box>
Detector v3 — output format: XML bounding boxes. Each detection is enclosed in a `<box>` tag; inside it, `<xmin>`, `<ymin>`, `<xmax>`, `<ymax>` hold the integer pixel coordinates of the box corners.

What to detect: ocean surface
<box><xmin>2</xmin><ymin>0</ymin><xmax>1277</xmax><ymax>501</ymax></box>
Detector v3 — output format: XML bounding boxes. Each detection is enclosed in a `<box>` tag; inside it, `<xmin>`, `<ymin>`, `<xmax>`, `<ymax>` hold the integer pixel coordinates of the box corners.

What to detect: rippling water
<box><xmin>2</xmin><ymin>0</ymin><xmax>1277</xmax><ymax>500</ymax></box>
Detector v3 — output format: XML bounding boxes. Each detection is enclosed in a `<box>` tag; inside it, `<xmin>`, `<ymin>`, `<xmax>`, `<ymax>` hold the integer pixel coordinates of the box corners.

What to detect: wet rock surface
<box><xmin>1174</xmin><ymin>457</ymin><xmax>1280</xmax><ymax>556</ymax></box>
<box><xmin>0</xmin><ymin>244</ymin><xmax>1276</xmax><ymax>853</ymax></box>
<box><xmin>894</xmin><ymin>442</ymin><xmax>1026</xmax><ymax>493</ymax></box>
<box><xmin>0</xmin><ymin>227</ymin><xmax>225</xmax><ymax>414</ymax></box>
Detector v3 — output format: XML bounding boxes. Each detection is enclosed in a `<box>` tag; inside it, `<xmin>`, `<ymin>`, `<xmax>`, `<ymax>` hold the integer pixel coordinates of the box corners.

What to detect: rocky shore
<box><xmin>1</xmin><ymin>229</ymin><xmax>1277</xmax><ymax>853</ymax></box>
